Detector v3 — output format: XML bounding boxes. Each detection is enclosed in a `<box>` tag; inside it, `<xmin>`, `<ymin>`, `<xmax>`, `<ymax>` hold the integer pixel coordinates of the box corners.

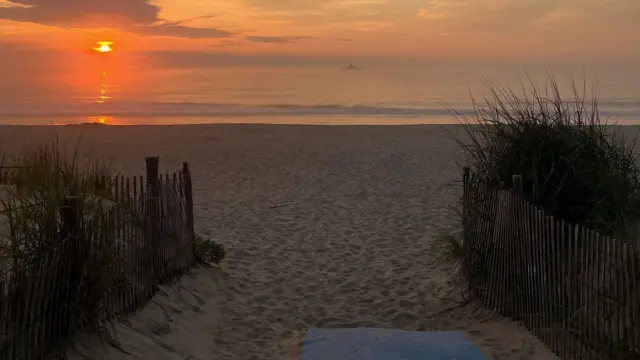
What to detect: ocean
<box><xmin>1</xmin><ymin>60</ymin><xmax>639</xmax><ymax>125</ymax></box>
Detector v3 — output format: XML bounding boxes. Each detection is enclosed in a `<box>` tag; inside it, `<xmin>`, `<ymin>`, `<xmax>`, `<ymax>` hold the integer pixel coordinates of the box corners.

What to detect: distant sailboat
<box><xmin>344</xmin><ymin>63</ymin><xmax>362</xmax><ymax>70</ymax></box>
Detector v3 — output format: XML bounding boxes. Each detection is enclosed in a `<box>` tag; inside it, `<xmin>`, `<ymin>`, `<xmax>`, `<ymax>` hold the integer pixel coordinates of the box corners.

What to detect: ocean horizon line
<box><xmin>0</xmin><ymin>100</ymin><xmax>639</xmax><ymax>119</ymax></box>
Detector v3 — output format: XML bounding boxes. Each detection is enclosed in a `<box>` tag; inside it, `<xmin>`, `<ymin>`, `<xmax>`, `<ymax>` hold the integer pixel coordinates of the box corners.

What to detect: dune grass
<box><xmin>452</xmin><ymin>75</ymin><xmax>640</xmax><ymax>241</ymax></box>
<box><xmin>438</xmin><ymin>75</ymin><xmax>640</xmax><ymax>359</ymax></box>
<box><xmin>1</xmin><ymin>135</ymin><xmax>115</xmax><ymax>265</ymax></box>
<box><xmin>0</xmin><ymin>133</ymin><xmax>227</xmax><ymax>356</ymax></box>
<box><xmin>0</xmin><ymin>135</ymin><xmax>126</xmax><ymax>355</ymax></box>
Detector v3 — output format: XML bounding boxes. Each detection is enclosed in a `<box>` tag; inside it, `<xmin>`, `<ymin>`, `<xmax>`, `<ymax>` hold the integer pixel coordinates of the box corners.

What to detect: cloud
<box><xmin>413</xmin><ymin>0</ymin><xmax>565</xmax><ymax>33</ymax></box>
<box><xmin>134</xmin><ymin>16</ymin><xmax>232</xmax><ymax>39</ymax></box>
<box><xmin>417</xmin><ymin>9</ymin><xmax>447</xmax><ymax>20</ymax></box>
<box><xmin>245</xmin><ymin>35</ymin><xmax>312</xmax><ymax>43</ymax></box>
<box><xmin>0</xmin><ymin>0</ymin><xmax>159</xmax><ymax>26</ymax></box>
<box><xmin>241</xmin><ymin>0</ymin><xmax>392</xmax><ymax>19</ymax></box>
<box><xmin>242</xmin><ymin>0</ymin><xmax>337</xmax><ymax>11</ymax></box>
<box><xmin>412</xmin><ymin>0</ymin><xmax>639</xmax><ymax>36</ymax></box>
<box><xmin>0</xmin><ymin>0</ymin><xmax>27</xmax><ymax>7</ymax></box>
<box><xmin>416</xmin><ymin>0</ymin><xmax>464</xmax><ymax>20</ymax></box>
<box><xmin>0</xmin><ymin>0</ymin><xmax>232</xmax><ymax>39</ymax></box>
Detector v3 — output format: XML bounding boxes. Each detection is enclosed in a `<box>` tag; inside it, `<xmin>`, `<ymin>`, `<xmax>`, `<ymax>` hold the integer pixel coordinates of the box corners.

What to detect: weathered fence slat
<box><xmin>462</xmin><ymin>170</ymin><xmax>640</xmax><ymax>360</ymax></box>
<box><xmin>540</xmin><ymin>214</ymin><xmax>553</xmax><ymax>346</ymax></box>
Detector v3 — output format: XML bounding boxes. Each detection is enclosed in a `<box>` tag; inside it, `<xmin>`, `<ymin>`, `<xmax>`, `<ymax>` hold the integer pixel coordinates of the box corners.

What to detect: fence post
<box><xmin>182</xmin><ymin>162</ymin><xmax>197</xmax><ymax>262</ymax></box>
<box><xmin>60</xmin><ymin>196</ymin><xmax>79</xmax><ymax>240</ymax></box>
<box><xmin>462</xmin><ymin>167</ymin><xmax>471</xmax><ymax>243</ymax></box>
<box><xmin>512</xmin><ymin>174</ymin><xmax>523</xmax><ymax>195</ymax></box>
<box><xmin>463</xmin><ymin>167</ymin><xmax>470</xmax><ymax>224</ymax></box>
<box><xmin>0</xmin><ymin>279</ymin><xmax>6</xmax><ymax>356</ymax></box>
<box><xmin>461</xmin><ymin>166</ymin><xmax>472</xmax><ymax>292</ymax></box>
<box><xmin>509</xmin><ymin>174</ymin><xmax>525</xmax><ymax>318</ymax></box>
<box><xmin>59</xmin><ymin>196</ymin><xmax>82</xmax><ymax>342</ymax></box>
<box><xmin>145</xmin><ymin>157</ymin><xmax>160</xmax><ymax>287</ymax></box>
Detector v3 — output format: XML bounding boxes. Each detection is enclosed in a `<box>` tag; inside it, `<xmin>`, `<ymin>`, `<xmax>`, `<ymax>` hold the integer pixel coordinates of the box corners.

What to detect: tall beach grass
<box><xmin>452</xmin><ymin>75</ymin><xmax>640</xmax><ymax>241</ymax></box>
<box><xmin>0</xmin><ymin>133</ymin><xmax>227</xmax><ymax>356</ymax></box>
<box><xmin>441</xmin><ymin>75</ymin><xmax>640</xmax><ymax>359</ymax></box>
<box><xmin>0</xmin><ymin>134</ymin><xmax>126</xmax><ymax>355</ymax></box>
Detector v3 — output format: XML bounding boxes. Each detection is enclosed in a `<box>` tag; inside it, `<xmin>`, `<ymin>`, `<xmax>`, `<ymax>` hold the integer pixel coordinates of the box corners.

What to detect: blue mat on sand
<box><xmin>302</xmin><ymin>328</ymin><xmax>486</xmax><ymax>360</ymax></box>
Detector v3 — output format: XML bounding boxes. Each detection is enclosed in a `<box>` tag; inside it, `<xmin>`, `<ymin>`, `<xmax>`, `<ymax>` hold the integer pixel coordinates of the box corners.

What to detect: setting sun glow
<box><xmin>94</xmin><ymin>41</ymin><xmax>113</xmax><ymax>53</ymax></box>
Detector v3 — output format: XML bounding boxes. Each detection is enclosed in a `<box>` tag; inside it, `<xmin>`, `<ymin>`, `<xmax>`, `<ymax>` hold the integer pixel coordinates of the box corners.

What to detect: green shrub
<box><xmin>194</xmin><ymin>234</ymin><xmax>226</xmax><ymax>265</ymax></box>
<box><xmin>452</xmin><ymin>76</ymin><xmax>640</xmax><ymax>241</ymax></box>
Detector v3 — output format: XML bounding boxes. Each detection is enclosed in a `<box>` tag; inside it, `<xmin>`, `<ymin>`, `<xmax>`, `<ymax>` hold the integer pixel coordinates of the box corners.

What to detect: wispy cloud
<box><xmin>245</xmin><ymin>35</ymin><xmax>312</xmax><ymax>43</ymax></box>
<box><xmin>0</xmin><ymin>0</ymin><xmax>27</xmax><ymax>7</ymax></box>
<box><xmin>415</xmin><ymin>0</ymin><xmax>560</xmax><ymax>30</ymax></box>
<box><xmin>133</xmin><ymin>16</ymin><xmax>232</xmax><ymax>39</ymax></box>
<box><xmin>412</xmin><ymin>0</ymin><xmax>639</xmax><ymax>35</ymax></box>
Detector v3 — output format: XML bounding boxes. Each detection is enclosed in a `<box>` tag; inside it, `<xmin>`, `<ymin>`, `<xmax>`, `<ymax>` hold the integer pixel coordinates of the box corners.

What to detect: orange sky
<box><xmin>0</xmin><ymin>0</ymin><xmax>638</xmax><ymax>64</ymax></box>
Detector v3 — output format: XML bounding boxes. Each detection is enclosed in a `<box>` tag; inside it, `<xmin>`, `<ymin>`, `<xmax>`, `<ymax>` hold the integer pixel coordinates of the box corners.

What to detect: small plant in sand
<box><xmin>433</xmin><ymin>204</ymin><xmax>466</xmax><ymax>283</ymax></box>
<box><xmin>194</xmin><ymin>234</ymin><xmax>226</xmax><ymax>265</ymax></box>
<box><xmin>0</xmin><ymin>135</ymin><xmax>126</xmax><ymax>355</ymax></box>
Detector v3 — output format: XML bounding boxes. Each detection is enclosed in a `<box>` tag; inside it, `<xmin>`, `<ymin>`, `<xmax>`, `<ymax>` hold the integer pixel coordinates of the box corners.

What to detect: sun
<box><xmin>94</xmin><ymin>41</ymin><xmax>114</xmax><ymax>53</ymax></box>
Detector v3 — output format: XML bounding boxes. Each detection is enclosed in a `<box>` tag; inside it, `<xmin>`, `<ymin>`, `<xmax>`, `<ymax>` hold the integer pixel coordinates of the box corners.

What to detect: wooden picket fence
<box><xmin>462</xmin><ymin>167</ymin><xmax>640</xmax><ymax>359</ymax></box>
<box><xmin>0</xmin><ymin>157</ymin><xmax>197</xmax><ymax>359</ymax></box>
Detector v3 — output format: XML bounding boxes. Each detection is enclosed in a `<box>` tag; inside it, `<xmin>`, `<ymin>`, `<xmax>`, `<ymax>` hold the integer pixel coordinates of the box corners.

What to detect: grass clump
<box><xmin>194</xmin><ymin>234</ymin><xmax>226</xmax><ymax>265</ymax></box>
<box><xmin>0</xmin><ymin>135</ymin><xmax>125</xmax><ymax>356</ymax></box>
<box><xmin>446</xmin><ymin>75</ymin><xmax>640</xmax><ymax>359</ymax></box>
<box><xmin>453</xmin><ymin>75</ymin><xmax>640</xmax><ymax>241</ymax></box>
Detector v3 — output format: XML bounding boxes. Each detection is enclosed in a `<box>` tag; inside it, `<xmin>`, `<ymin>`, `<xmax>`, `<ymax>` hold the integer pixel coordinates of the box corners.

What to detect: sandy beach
<box><xmin>0</xmin><ymin>124</ymin><xmax>561</xmax><ymax>360</ymax></box>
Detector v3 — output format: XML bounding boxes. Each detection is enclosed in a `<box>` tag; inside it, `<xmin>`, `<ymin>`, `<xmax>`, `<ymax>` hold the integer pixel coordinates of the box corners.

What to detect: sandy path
<box><xmin>0</xmin><ymin>124</ymin><xmax>559</xmax><ymax>359</ymax></box>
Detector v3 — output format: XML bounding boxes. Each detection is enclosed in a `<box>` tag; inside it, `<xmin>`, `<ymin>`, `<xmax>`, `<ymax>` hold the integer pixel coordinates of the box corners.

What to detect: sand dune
<box><xmin>0</xmin><ymin>124</ymin><xmax>562</xmax><ymax>359</ymax></box>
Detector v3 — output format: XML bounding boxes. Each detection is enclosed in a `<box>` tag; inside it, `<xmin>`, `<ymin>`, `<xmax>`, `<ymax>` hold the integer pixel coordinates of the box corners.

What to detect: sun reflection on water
<box><xmin>97</xmin><ymin>70</ymin><xmax>110</xmax><ymax>104</ymax></box>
